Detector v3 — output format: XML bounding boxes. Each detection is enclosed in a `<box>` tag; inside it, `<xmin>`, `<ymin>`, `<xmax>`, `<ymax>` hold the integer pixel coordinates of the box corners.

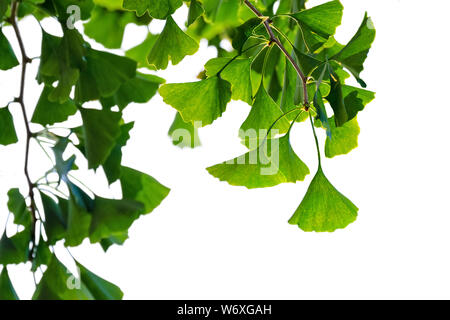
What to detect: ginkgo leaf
<box><xmin>33</xmin><ymin>255</ymin><xmax>93</xmax><ymax>300</ymax></box>
<box><xmin>331</xmin><ymin>13</ymin><xmax>376</xmax><ymax>87</ymax></box>
<box><xmin>207</xmin><ymin>131</ymin><xmax>309</xmax><ymax>189</ymax></box>
<box><xmin>188</xmin><ymin>0</ymin><xmax>204</xmax><ymax>26</ymax></box>
<box><xmin>313</xmin><ymin>65</ymin><xmax>332</xmax><ymax>137</ymax></box>
<box><xmin>84</xmin><ymin>6</ymin><xmax>135</xmax><ymax>49</ymax></box>
<box><xmin>76</xmin><ymin>261</ymin><xmax>123</xmax><ymax>300</ymax></box>
<box><xmin>100</xmin><ymin>231</ymin><xmax>128</xmax><ymax>252</ymax></box>
<box><xmin>125</xmin><ymin>32</ymin><xmax>158</xmax><ymax>70</ymax></box>
<box><xmin>0</xmin><ymin>1</ymin><xmax>8</xmax><ymax>19</ymax></box>
<box><xmin>7</xmin><ymin>188</ymin><xmax>31</xmax><ymax>228</ymax></box>
<box><xmin>75</xmin><ymin>48</ymin><xmax>137</xmax><ymax>103</ymax></box>
<box><xmin>0</xmin><ymin>268</ymin><xmax>19</xmax><ymax>300</ymax></box>
<box><xmin>122</xmin><ymin>0</ymin><xmax>182</xmax><ymax>19</ymax></box>
<box><xmin>326</xmin><ymin>69</ymin><xmax>348</xmax><ymax>127</ymax></box>
<box><xmin>88</xmin><ymin>197</ymin><xmax>144</xmax><ymax>243</ymax></box>
<box><xmin>31</xmin><ymin>238</ymin><xmax>53</xmax><ymax>272</ymax></box>
<box><xmin>52</xmin><ymin>0</ymin><xmax>95</xmax><ymax>21</ymax></box>
<box><xmin>168</xmin><ymin>112</ymin><xmax>201</xmax><ymax>148</ymax></box>
<box><xmin>159</xmin><ymin>76</ymin><xmax>231</xmax><ymax>127</ymax></box>
<box><xmin>0</xmin><ymin>231</ymin><xmax>30</xmax><ymax>265</ymax></box>
<box><xmin>120</xmin><ymin>166</ymin><xmax>171</xmax><ymax>214</ymax></box>
<box><xmin>205</xmin><ymin>57</ymin><xmax>253</xmax><ymax>104</ymax></box>
<box><xmin>65</xmin><ymin>195</ymin><xmax>92</xmax><ymax>247</ymax></box>
<box><xmin>0</xmin><ymin>107</ymin><xmax>18</xmax><ymax>146</ymax></box>
<box><xmin>289</xmin><ymin>168</ymin><xmax>358</xmax><ymax>232</ymax></box>
<box><xmin>147</xmin><ymin>16</ymin><xmax>199</xmax><ymax>70</ymax></box>
<box><xmin>103</xmin><ymin>122</ymin><xmax>134</xmax><ymax>185</ymax></box>
<box><xmin>239</xmin><ymin>82</ymin><xmax>290</xmax><ymax>148</ymax></box>
<box><xmin>79</xmin><ymin>108</ymin><xmax>122</xmax><ymax>169</ymax></box>
<box><xmin>231</xmin><ymin>18</ymin><xmax>264</xmax><ymax>53</ymax></box>
<box><xmin>293</xmin><ymin>47</ymin><xmax>323</xmax><ymax>78</ymax></box>
<box><xmin>325</xmin><ymin>116</ymin><xmax>360</xmax><ymax>158</ymax></box>
<box><xmin>31</xmin><ymin>86</ymin><xmax>77</xmax><ymax>126</ymax></box>
<box><xmin>202</xmin><ymin>0</ymin><xmax>240</xmax><ymax>24</ymax></box>
<box><xmin>40</xmin><ymin>192</ymin><xmax>67</xmax><ymax>245</ymax></box>
<box><xmin>341</xmin><ymin>84</ymin><xmax>375</xmax><ymax>120</ymax></box>
<box><xmin>290</xmin><ymin>1</ymin><xmax>343</xmax><ymax>38</ymax></box>
<box><xmin>37</xmin><ymin>29</ymin><xmax>85</xmax><ymax>103</ymax></box>
<box><xmin>0</xmin><ymin>28</ymin><xmax>19</xmax><ymax>70</ymax></box>
<box><xmin>100</xmin><ymin>73</ymin><xmax>165</xmax><ymax>110</ymax></box>
<box><xmin>94</xmin><ymin>0</ymin><xmax>123</xmax><ymax>10</ymax></box>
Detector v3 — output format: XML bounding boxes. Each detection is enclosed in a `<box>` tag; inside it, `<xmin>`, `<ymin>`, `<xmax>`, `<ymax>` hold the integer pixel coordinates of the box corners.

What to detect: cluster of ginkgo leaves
<box><xmin>0</xmin><ymin>0</ymin><xmax>375</xmax><ymax>300</ymax></box>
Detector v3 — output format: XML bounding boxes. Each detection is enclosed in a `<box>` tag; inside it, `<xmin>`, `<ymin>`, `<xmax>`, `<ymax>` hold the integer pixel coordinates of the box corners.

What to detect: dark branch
<box><xmin>243</xmin><ymin>0</ymin><xmax>310</xmax><ymax>108</ymax></box>
<box><xmin>9</xmin><ymin>0</ymin><xmax>38</xmax><ymax>261</ymax></box>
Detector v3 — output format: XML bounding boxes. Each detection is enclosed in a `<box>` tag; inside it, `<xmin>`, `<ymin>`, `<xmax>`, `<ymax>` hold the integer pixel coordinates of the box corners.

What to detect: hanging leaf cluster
<box><xmin>0</xmin><ymin>0</ymin><xmax>375</xmax><ymax>300</ymax></box>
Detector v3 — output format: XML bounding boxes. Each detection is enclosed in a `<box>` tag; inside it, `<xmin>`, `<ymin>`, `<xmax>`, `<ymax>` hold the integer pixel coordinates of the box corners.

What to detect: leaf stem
<box><xmin>8</xmin><ymin>0</ymin><xmax>37</xmax><ymax>261</ymax></box>
<box><xmin>243</xmin><ymin>0</ymin><xmax>309</xmax><ymax>108</ymax></box>
<box><xmin>309</xmin><ymin>113</ymin><xmax>322</xmax><ymax>168</ymax></box>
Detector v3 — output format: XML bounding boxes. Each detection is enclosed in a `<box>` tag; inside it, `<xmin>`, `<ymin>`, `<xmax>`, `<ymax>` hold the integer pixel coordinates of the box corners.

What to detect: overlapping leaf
<box><xmin>159</xmin><ymin>76</ymin><xmax>232</xmax><ymax>126</ymax></box>
<box><xmin>207</xmin><ymin>131</ymin><xmax>309</xmax><ymax>189</ymax></box>
<box><xmin>147</xmin><ymin>16</ymin><xmax>199</xmax><ymax>70</ymax></box>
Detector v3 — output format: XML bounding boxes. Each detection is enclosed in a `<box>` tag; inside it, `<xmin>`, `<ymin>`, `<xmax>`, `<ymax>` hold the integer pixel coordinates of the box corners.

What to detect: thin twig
<box><xmin>8</xmin><ymin>0</ymin><xmax>37</xmax><ymax>261</ymax></box>
<box><xmin>243</xmin><ymin>0</ymin><xmax>309</xmax><ymax>109</ymax></box>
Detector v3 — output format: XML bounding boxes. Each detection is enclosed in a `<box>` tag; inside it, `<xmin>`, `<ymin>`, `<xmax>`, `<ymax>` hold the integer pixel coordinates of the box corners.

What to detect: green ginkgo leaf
<box><xmin>202</xmin><ymin>0</ymin><xmax>240</xmax><ymax>24</ymax></box>
<box><xmin>84</xmin><ymin>6</ymin><xmax>135</xmax><ymax>49</ymax></box>
<box><xmin>239</xmin><ymin>82</ymin><xmax>290</xmax><ymax>148</ymax></box>
<box><xmin>79</xmin><ymin>108</ymin><xmax>122</xmax><ymax>169</ymax></box>
<box><xmin>31</xmin><ymin>238</ymin><xmax>53</xmax><ymax>272</ymax></box>
<box><xmin>120</xmin><ymin>166</ymin><xmax>171</xmax><ymax>214</ymax></box>
<box><xmin>147</xmin><ymin>16</ymin><xmax>199</xmax><ymax>70</ymax></box>
<box><xmin>326</xmin><ymin>69</ymin><xmax>348</xmax><ymax>127</ymax></box>
<box><xmin>40</xmin><ymin>192</ymin><xmax>67</xmax><ymax>245</ymax></box>
<box><xmin>289</xmin><ymin>167</ymin><xmax>358</xmax><ymax>232</ymax></box>
<box><xmin>52</xmin><ymin>0</ymin><xmax>95</xmax><ymax>21</ymax></box>
<box><xmin>0</xmin><ymin>28</ymin><xmax>19</xmax><ymax>70</ymax></box>
<box><xmin>100</xmin><ymin>231</ymin><xmax>129</xmax><ymax>252</ymax></box>
<box><xmin>88</xmin><ymin>197</ymin><xmax>144</xmax><ymax>243</ymax></box>
<box><xmin>331</xmin><ymin>13</ymin><xmax>376</xmax><ymax>87</ymax></box>
<box><xmin>325</xmin><ymin>116</ymin><xmax>360</xmax><ymax>158</ymax></box>
<box><xmin>31</xmin><ymin>86</ymin><xmax>77</xmax><ymax>126</ymax></box>
<box><xmin>205</xmin><ymin>57</ymin><xmax>253</xmax><ymax>104</ymax></box>
<box><xmin>0</xmin><ymin>1</ymin><xmax>8</xmax><ymax>19</ymax></box>
<box><xmin>125</xmin><ymin>33</ymin><xmax>158</xmax><ymax>70</ymax></box>
<box><xmin>100</xmin><ymin>73</ymin><xmax>165</xmax><ymax>110</ymax></box>
<box><xmin>159</xmin><ymin>76</ymin><xmax>231</xmax><ymax>127</ymax></box>
<box><xmin>76</xmin><ymin>261</ymin><xmax>123</xmax><ymax>300</ymax></box>
<box><xmin>0</xmin><ymin>268</ymin><xmax>19</xmax><ymax>300</ymax></box>
<box><xmin>37</xmin><ymin>30</ymin><xmax>85</xmax><ymax>104</ymax></box>
<box><xmin>0</xmin><ymin>107</ymin><xmax>18</xmax><ymax>146</ymax></box>
<box><xmin>65</xmin><ymin>195</ymin><xmax>92</xmax><ymax>247</ymax></box>
<box><xmin>188</xmin><ymin>0</ymin><xmax>204</xmax><ymax>26</ymax></box>
<box><xmin>122</xmin><ymin>0</ymin><xmax>182</xmax><ymax>19</ymax></box>
<box><xmin>7</xmin><ymin>188</ymin><xmax>31</xmax><ymax>228</ymax></box>
<box><xmin>341</xmin><ymin>84</ymin><xmax>376</xmax><ymax>121</ymax></box>
<box><xmin>0</xmin><ymin>231</ymin><xmax>30</xmax><ymax>265</ymax></box>
<box><xmin>103</xmin><ymin>122</ymin><xmax>134</xmax><ymax>185</ymax></box>
<box><xmin>76</xmin><ymin>48</ymin><xmax>137</xmax><ymax>103</ymax></box>
<box><xmin>32</xmin><ymin>255</ymin><xmax>93</xmax><ymax>300</ymax></box>
<box><xmin>207</xmin><ymin>131</ymin><xmax>309</xmax><ymax>189</ymax></box>
<box><xmin>168</xmin><ymin>112</ymin><xmax>201</xmax><ymax>148</ymax></box>
<box><xmin>290</xmin><ymin>0</ymin><xmax>344</xmax><ymax>38</ymax></box>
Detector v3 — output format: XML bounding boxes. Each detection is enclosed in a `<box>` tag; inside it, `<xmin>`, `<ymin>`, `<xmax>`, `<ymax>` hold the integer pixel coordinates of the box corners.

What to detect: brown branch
<box><xmin>9</xmin><ymin>0</ymin><xmax>37</xmax><ymax>261</ymax></box>
<box><xmin>243</xmin><ymin>0</ymin><xmax>310</xmax><ymax>108</ymax></box>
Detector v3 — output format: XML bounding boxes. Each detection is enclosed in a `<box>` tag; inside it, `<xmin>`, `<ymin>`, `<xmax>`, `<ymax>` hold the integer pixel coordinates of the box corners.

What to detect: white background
<box><xmin>1</xmin><ymin>0</ymin><xmax>450</xmax><ymax>300</ymax></box>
